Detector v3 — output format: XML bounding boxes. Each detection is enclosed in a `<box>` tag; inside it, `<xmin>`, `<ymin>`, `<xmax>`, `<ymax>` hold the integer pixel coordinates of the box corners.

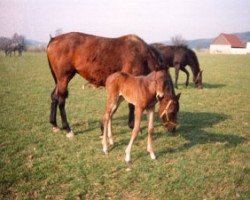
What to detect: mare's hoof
<box><xmin>128</xmin><ymin>122</ymin><xmax>134</xmax><ymax>129</ymax></box>
<box><xmin>66</xmin><ymin>131</ymin><xmax>74</xmax><ymax>139</ymax></box>
<box><xmin>52</xmin><ymin>127</ymin><xmax>60</xmax><ymax>133</ymax></box>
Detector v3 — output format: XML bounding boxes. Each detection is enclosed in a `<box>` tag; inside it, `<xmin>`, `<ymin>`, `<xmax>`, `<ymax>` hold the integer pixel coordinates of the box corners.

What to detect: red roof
<box><xmin>212</xmin><ymin>33</ymin><xmax>245</xmax><ymax>48</ymax></box>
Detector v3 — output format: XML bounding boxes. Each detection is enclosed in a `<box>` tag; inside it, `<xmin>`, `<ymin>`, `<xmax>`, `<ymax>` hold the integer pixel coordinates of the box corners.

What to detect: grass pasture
<box><xmin>0</xmin><ymin>52</ymin><xmax>249</xmax><ymax>199</ymax></box>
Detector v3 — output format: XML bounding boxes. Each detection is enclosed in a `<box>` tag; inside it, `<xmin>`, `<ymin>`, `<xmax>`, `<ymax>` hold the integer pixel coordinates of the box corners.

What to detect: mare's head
<box><xmin>194</xmin><ymin>71</ymin><xmax>203</xmax><ymax>89</ymax></box>
<box><xmin>158</xmin><ymin>93</ymin><xmax>181</xmax><ymax>132</ymax></box>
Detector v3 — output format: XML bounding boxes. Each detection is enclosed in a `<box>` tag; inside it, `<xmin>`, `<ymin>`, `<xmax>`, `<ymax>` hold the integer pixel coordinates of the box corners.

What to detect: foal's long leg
<box><xmin>102</xmin><ymin>109</ymin><xmax>110</xmax><ymax>154</ymax></box>
<box><xmin>125</xmin><ymin>107</ymin><xmax>142</xmax><ymax>163</ymax></box>
<box><xmin>108</xmin><ymin>97</ymin><xmax>123</xmax><ymax>145</ymax></box>
<box><xmin>102</xmin><ymin>96</ymin><xmax>121</xmax><ymax>153</ymax></box>
<box><xmin>181</xmin><ymin>67</ymin><xmax>190</xmax><ymax>88</ymax></box>
<box><xmin>174</xmin><ymin>64</ymin><xmax>180</xmax><ymax>89</ymax></box>
<box><xmin>147</xmin><ymin>107</ymin><xmax>156</xmax><ymax>159</ymax></box>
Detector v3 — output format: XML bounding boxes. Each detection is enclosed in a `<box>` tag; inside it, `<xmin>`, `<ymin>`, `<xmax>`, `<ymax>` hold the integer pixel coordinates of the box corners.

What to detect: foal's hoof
<box><xmin>125</xmin><ymin>154</ymin><xmax>131</xmax><ymax>163</ymax></box>
<box><xmin>109</xmin><ymin>138</ymin><xmax>114</xmax><ymax>145</ymax></box>
<box><xmin>103</xmin><ymin>146</ymin><xmax>108</xmax><ymax>154</ymax></box>
<box><xmin>150</xmin><ymin>153</ymin><xmax>156</xmax><ymax>160</ymax></box>
<box><xmin>66</xmin><ymin>131</ymin><xmax>75</xmax><ymax>139</ymax></box>
<box><xmin>52</xmin><ymin>126</ymin><xmax>60</xmax><ymax>133</ymax></box>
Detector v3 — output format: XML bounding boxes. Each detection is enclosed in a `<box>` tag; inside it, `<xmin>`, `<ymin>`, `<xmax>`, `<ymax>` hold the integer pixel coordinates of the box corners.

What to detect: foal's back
<box><xmin>106</xmin><ymin>71</ymin><xmax>166</xmax><ymax>108</ymax></box>
<box><xmin>106</xmin><ymin>72</ymin><xmax>149</xmax><ymax>98</ymax></box>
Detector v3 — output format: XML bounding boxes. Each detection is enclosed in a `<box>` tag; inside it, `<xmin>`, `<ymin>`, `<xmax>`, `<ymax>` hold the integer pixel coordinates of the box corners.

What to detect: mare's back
<box><xmin>47</xmin><ymin>32</ymin><xmax>155</xmax><ymax>87</ymax></box>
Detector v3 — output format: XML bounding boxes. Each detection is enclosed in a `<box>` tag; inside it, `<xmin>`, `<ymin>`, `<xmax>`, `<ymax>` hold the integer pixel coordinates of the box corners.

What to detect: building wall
<box><xmin>230</xmin><ymin>48</ymin><xmax>247</xmax><ymax>54</ymax></box>
<box><xmin>210</xmin><ymin>43</ymin><xmax>250</xmax><ymax>54</ymax></box>
<box><xmin>210</xmin><ymin>44</ymin><xmax>231</xmax><ymax>54</ymax></box>
<box><xmin>246</xmin><ymin>42</ymin><xmax>250</xmax><ymax>53</ymax></box>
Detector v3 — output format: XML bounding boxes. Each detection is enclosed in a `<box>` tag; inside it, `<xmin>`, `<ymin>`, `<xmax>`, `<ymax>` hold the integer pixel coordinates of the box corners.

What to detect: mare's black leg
<box><xmin>128</xmin><ymin>103</ymin><xmax>135</xmax><ymax>129</ymax></box>
<box><xmin>57</xmin><ymin>72</ymin><xmax>76</xmax><ymax>136</ymax></box>
<box><xmin>58</xmin><ymin>91</ymin><xmax>71</xmax><ymax>133</ymax></box>
<box><xmin>174</xmin><ymin>64</ymin><xmax>180</xmax><ymax>89</ymax></box>
<box><xmin>49</xmin><ymin>87</ymin><xmax>59</xmax><ymax>129</ymax></box>
<box><xmin>181</xmin><ymin>67</ymin><xmax>190</xmax><ymax>88</ymax></box>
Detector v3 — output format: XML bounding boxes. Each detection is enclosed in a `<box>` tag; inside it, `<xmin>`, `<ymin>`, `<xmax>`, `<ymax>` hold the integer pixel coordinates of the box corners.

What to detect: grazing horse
<box><xmin>5</xmin><ymin>43</ymin><xmax>23</xmax><ymax>56</ymax></box>
<box><xmin>102</xmin><ymin>70</ymin><xmax>180</xmax><ymax>162</ymax></box>
<box><xmin>151</xmin><ymin>43</ymin><xmax>203</xmax><ymax>89</ymax></box>
<box><xmin>47</xmin><ymin>32</ymin><xmax>164</xmax><ymax>138</ymax></box>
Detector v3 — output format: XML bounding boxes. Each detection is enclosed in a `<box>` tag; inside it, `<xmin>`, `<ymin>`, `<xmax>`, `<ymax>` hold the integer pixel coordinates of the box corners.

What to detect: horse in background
<box><xmin>47</xmin><ymin>32</ymin><xmax>165</xmax><ymax>138</ymax></box>
<box><xmin>151</xmin><ymin>43</ymin><xmax>203</xmax><ymax>89</ymax></box>
<box><xmin>102</xmin><ymin>70</ymin><xmax>180</xmax><ymax>162</ymax></box>
<box><xmin>5</xmin><ymin>43</ymin><xmax>24</xmax><ymax>56</ymax></box>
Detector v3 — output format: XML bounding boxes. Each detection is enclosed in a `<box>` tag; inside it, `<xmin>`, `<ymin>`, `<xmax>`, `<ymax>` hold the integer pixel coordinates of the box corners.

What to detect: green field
<box><xmin>0</xmin><ymin>52</ymin><xmax>249</xmax><ymax>199</ymax></box>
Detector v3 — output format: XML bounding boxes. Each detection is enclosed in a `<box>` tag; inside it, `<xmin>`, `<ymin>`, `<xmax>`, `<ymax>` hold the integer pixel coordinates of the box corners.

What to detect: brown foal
<box><xmin>102</xmin><ymin>70</ymin><xmax>180</xmax><ymax>162</ymax></box>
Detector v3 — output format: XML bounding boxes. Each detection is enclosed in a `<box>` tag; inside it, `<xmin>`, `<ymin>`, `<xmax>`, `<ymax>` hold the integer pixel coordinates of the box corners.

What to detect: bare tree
<box><xmin>171</xmin><ymin>35</ymin><xmax>187</xmax><ymax>46</ymax></box>
<box><xmin>0</xmin><ymin>37</ymin><xmax>11</xmax><ymax>50</ymax></box>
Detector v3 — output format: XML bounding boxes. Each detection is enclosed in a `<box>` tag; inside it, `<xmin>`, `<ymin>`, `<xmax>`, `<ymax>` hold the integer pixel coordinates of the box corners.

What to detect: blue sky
<box><xmin>0</xmin><ymin>0</ymin><xmax>249</xmax><ymax>43</ymax></box>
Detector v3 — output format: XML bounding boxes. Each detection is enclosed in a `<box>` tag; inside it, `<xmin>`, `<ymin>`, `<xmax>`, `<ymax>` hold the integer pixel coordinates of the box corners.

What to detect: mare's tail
<box><xmin>47</xmin><ymin>54</ymin><xmax>57</xmax><ymax>84</ymax></box>
<box><xmin>47</xmin><ymin>35</ymin><xmax>57</xmax><ymax>84</ymax></box>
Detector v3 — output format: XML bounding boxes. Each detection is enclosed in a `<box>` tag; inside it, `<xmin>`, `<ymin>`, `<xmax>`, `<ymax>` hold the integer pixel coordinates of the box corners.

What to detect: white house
<box><xmin>210</xmin><ymin>33</ymin><xmax>250</xmax><ymax>54</ymax></box>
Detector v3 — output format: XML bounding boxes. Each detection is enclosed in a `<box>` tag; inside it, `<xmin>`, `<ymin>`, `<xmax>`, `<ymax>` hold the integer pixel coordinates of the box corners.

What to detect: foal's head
<box><xmin>154</xmin><ymin>70</ymin><xmax>168</xmax><ymax>100</ymax></box>
<box><xmin>158</xmin><ymin>93</ymin><xmax>181</xmax><ymax>132</ymax></box>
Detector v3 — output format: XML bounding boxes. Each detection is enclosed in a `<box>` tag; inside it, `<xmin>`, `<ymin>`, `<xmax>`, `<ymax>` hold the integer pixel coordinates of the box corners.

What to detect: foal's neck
<box><xmin>145</xmin><ymin>72</ymin><xmax>158</xmax><ymax>92</ymax></box>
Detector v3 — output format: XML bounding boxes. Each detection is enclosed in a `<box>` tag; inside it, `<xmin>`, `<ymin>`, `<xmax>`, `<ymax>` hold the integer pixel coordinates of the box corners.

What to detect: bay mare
<box><xmin>47</xmin><ymin>32</ymin><xmax>165</xmax><ymax>137</ymax></box>
<box><xmin>151</xmin><ymin>43</ymin><xmax>203</xmax><ymax>89</ymax></box>
<box><xmin>102</xmin><ymin>70</ymin><xmax>180</xmax><ymax>162</ymax></box>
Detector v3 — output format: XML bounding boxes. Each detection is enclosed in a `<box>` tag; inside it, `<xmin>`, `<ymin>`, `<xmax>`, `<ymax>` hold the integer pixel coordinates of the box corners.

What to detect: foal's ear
<box><xmin>176</xmin><ymin>93</ymin><xmax>181</xmax><ymax>100</ymax></box>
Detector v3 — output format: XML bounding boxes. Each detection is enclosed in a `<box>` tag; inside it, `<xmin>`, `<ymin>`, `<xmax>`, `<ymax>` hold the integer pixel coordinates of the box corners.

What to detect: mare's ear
<box><xmin>176</xmin><ymin>93</ymin><xmax>181</xmax><ymax>100</ymax></box>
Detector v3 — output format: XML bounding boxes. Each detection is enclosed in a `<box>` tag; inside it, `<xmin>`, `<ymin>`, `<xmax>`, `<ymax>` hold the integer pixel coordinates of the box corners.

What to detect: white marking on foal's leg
<box><xmin>147</xmin><ymin>141</ymin><xmax>156</xmax><ymax>160</ymax></box>
<box><xmin>66</xmin><ymin>131</ymin><xmax>74</xmax><ymax>139</ymax></box>
<box><xmin>102</xmin><ymin>111</ymin><xmax>110</xmax><ymax>154</ymax></box>
<box><xmin>52</xmin><ymin>126</ymin><xmax>60</xmax><ymax>133</ymax></box>
<box><xmin>125</xmin><ymin>146</ymin><xmax>131</xmax><ymax>163</ymax></box>
<box><xmin>107</xmin><ymin>117</ymin><xmax>114</xmax><ymax>145</ymax></box>
<box><xmin>147</xmin><ymin>108</ymin><xmax>156</xmax><ymax>160</ymax></box>
<box><xmin>149</xmin><ymin>150</ymin><xmax>156</xmax><ymax>160</ymax></box>
<box><xmin>102</xmin><ymin>131</ymin><xmax>108</xmax><ymax>154</ymax></box>
<box><xmin>102</xmin><ymin>144</ymin><xmax>108</xmax><ymax>154</ymax></box>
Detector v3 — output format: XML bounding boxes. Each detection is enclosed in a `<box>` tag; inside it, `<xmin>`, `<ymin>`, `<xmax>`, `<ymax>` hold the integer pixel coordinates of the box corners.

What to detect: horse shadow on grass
<box><xmin>71</xmin><ymin>111</ymin><xmax>247</xmax><ymax>159</ymax></box>
<box><xmin>72</xmin><ymin>118</ymin><xmax>102</xmax><ymax>135</ymax></box>
<box><xmin>202</xmin><ymin>82</ymin><xmax>226</xmax><ymax>89</ymax></box>
<box><xmin>103</xmin><ymin>111</ymin><xmax>246</xmax><ymax>157</ymax></box>
<box><xmin>178</xmin><ymin>82</ymin><xmax>226</xmax><ymax>89</ymax></box>
<box><xmin>156</xmin><ymin>111</ymin><xmax>247</xmax><ymax>156</ymax></box>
